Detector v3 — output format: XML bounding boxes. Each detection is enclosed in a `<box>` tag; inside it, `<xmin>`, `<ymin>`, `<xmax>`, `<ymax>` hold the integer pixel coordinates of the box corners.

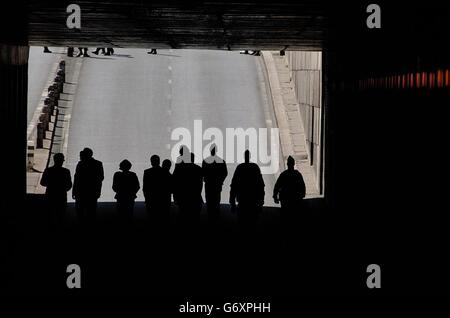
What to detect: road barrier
<box><xmin>27</xmin><ymin>60</ymin><xmax>66</xmax><ymax>171</ymax></box>
<box><xmin>27</xmin><ymin>141</ymin><xmax>35</xmax><ymax>171</ymax></box>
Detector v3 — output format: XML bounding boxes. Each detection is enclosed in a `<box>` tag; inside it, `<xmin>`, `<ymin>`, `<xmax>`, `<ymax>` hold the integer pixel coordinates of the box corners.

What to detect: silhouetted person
<box><xmin>273</xmin><ymin>156</ymin><xmax>306</xmax><ymax>220</ymax></box>
<box><xmin>77</xmin><ymin>47</ymin><xmax>89</xmax><ymax>57</ymax></box>
<box><xmin>162</xmin><ymin>159</ymin><xmax>172</xmax><ymax>172</ymax></box>
<box><xmin>113</xmin><ymin>159</ymin><xmax>140</xmax><ymax>224</ymax></box>
<box><xmin>230</xmin><ymin>150</ymin><xmax>265</xmax><ymax>228</ymax></box>
<box><xmin>67</xmin><ymin>47</ymin><xmax>74</xmax><ymax>57</ymax></box>
<box><xmin>175</xmin><ymin>145</ymin><xmax>191</xmax><ymax>165</ymax></box>
<box><xmin>40</xmin><ymin>153</ymin><xmax>72</xmax><ymax>228</ymax></box>
<box><xmin>43</xmin><ymin>46</ymin><xmax>52</xmax><ymax>53</ymax></box>
<box><xmin>143</xmin><ymin>155</ymin><xmax>172</xmax><ymax>223</ymax></box>
<box><xmin>202</xmin><ymin>144</ymin><xmax>227</xmax><ymax>224</ymax></box>
<box><xmin>73</xmin><ymin>148</ymin><xmax>104</xmax><ymax>226</ymax></box>
<box><xmin>148</xmin><ymin>49</ymin><xmax>157</xmax><ymax>55</ymax></box>
<box><xmin>105</xmin><ymin>47</ymin><xmax>114</xmax><ymax>55</ymax></box>
<box><xmin>173</xmin><ymin>152</ymin><xmax>203</xmax><ymax>225</ymax></box>
<box><xmin>93</xmin><ymin>47</ymin><xmax>114</xmax><ymax>56</ymax></box>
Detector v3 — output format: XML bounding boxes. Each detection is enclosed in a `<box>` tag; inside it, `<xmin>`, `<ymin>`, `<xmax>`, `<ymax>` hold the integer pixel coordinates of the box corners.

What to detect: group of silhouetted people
<box><xmin>43</xmin><ymin>47</ymin><xmax>115</xmax><ymax>57</ymax></box>
<box><xmin>40</xmin><ymin>145</ymin><xmax>306</xmax><ymax>229</ymax></box>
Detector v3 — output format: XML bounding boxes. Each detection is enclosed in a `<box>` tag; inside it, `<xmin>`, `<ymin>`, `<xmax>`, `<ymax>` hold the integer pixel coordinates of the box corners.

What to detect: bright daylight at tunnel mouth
<box><xmin>26</xmin><ymin>46</ymin><xmax>325</xmax><ymax>225</ymax></box>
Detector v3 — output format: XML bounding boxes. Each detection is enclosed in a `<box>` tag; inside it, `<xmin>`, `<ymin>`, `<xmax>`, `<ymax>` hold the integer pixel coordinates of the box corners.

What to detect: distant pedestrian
<box><xmin>175</xmin><ymin>145</ymin><xmax>191</xmax><ymax>164</ymax></box>
<box><xmin>112</xmin><ymin>159</ymin><xmax>140</xmax><ymax>224</ymax></box>
<box><xmin>73</xmin><ymin>148</ymin><xmax>104</xmax><ymax>226</ymax></box>
<box><xmin>77</xmin><ymin>47</ymin><xmax>90</xmax><ymax>57</ymax></box>
<box><xmin>40</xmin><ymin>153</ymin><xmax>72</xmax><ymax>227</ymax></box>
<box><xmin>162</xmin><ymin>159</ymin><xmax>172</xmax><ymax>172</ymax></box>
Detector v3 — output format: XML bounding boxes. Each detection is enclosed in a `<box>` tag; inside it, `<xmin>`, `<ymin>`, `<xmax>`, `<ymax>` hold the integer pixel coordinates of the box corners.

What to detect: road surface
<box><xmin>64</xmin><ymin>49</ymin><xmax>281</xmax><ymax>205</ymax></box>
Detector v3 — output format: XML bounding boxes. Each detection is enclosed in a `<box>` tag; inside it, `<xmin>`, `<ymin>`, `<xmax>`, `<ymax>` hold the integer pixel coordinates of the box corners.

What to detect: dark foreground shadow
<box><xmin>1</xmin><ymin>194</ymin><xmax>389</xmax><ymax>312</ymax></box>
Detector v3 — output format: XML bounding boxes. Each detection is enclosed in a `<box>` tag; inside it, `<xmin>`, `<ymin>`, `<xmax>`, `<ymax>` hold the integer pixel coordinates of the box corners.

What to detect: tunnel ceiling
<box><xmin>26</xmin><ymin>0</ymin><xmax>326</xmax><ymax>50</ymax></box>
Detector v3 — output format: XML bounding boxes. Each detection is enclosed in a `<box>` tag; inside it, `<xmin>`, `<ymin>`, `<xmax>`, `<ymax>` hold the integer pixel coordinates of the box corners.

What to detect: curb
<box><xmin>260</xmin><ymin>51</ymin><xmax>295</xmax><ymax>164</ymax></box>
<box><xmin>26</xmin><ymin>53</ymin><xmax>83</xmax><ymax>194</ymax></box>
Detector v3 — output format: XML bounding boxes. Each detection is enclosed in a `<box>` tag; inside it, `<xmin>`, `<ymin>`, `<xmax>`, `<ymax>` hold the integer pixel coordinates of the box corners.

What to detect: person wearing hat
<box><xmin>112</xmin><ymin>159</ymin><xmax>140</xmax><ymax>224</ymax></box>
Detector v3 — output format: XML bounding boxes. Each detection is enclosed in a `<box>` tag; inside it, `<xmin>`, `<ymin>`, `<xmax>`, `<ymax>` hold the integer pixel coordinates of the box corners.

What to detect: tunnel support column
<box><xmin>0</xmin><ymin>44</ymin><xmax>29</xmax><ymax>220</ymax></box>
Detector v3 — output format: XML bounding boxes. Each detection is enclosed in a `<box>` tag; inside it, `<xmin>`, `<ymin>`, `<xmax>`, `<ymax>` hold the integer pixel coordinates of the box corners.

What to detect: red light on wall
<box><xmin>437</xmin><ymin>70</ymin><xmax>444</xmax><ymax>88</ymax></box>
<box><xmin>429</xmin><ymin>72</ymin><xmax>436</xmax><ymax>89</ymax></box>
<box><xmin>359</xmin><ymin>69</ymin><xmax>450</xmax><ymax>90</ymax></box>
<box><xmin>421</xmin><ymin>72</ymin><xmax>427</xmax><ymax>88</ymax></box>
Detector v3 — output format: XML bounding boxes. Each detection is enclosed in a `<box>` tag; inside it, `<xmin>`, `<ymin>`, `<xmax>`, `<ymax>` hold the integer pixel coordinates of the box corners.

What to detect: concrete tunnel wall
<box><xmin>286</xmin><ymin>51</ymin><xmax>323</xmax><ymax>193</ymax></box>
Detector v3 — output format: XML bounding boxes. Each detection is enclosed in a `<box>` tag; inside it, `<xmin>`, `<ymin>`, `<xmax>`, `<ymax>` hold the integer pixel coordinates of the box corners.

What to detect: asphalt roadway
<box><xmin>32</xmin><ymin>48</ymin><xmax>281</xmax><ymax>205</ymax></box>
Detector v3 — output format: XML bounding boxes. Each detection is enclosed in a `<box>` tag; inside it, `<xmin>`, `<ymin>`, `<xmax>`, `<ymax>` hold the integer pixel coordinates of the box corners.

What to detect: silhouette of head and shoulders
<box><xmin>173</xmin><ymin>146</ymin><xmax>202</xmax><ymax>176</ymax></box>
<box><xmin>113</xmin><ymin>159</ymin><xmax>140</xmax><ymax>200</ymax></box>
<box><xmin>145</xmin><ymin>154</ymin><xmax>162</xmax><ymax>172</ymax></box>
<box><xmin>115</xmin><ymin>159</ymin><xmax>136</xmax><ymax>177</ymax></box>
<box><xmin>274</xmin><ymin>156</ymin><xmax>306</xmax><ymax>201</ymax></box>
<box><xmin>203</xmin><ymin>144</ymin><xmax>225</xmax><ymax>165</ymax></box>
<box><xmin>73</xmin><ymin>148</ymin><xmax>104</xmax><ymax>199</ymax></box>
<box><xmin>202</xmin><ymin>144</ymin><xmax>228</xmax><ymax>186</ymax></box>
<box><xmin>280</xmin><ymin>156</ymin><xmax>303</xmax><ymax>179</ymax></box>
<box><xmin>76</xmin><ymin>148</ymin><xmax>103</xmax><ymax>173</ymax></box>
<box><xmin>175</xmin><ymin>145</ymin><xmax>191</xmax><ymax>165</ymax></box>
<box><xmin>41</xmin><ymin>153</ymin><xmax>72</xmax><ymax>195</ymax></box>
<box><xmin>234</xmin><ymin>149</ymin><xmax>263</xmax><ymax>178</ymax></box>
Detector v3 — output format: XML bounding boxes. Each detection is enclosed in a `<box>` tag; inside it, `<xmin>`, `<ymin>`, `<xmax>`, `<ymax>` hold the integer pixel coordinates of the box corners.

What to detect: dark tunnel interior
<box><xmin>1</xmin><ymin>0</ymin><xmax>449</xmax><ymax>311</ymax></box>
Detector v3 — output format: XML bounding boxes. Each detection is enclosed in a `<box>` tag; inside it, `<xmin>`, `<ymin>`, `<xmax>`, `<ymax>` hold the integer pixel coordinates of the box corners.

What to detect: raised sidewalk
<box><xmin>261</xmin><ymin>51</ymin><xmax>320</xmax><ymax>197</ymax></box>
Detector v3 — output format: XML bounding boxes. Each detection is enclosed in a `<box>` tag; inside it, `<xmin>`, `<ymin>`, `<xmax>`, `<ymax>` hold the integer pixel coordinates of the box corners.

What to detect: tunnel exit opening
<box><xmin>25</xmin><ymin>47</ymin><xmax>325</xmax><ymax>205</ymax></box>
<box><xmin>286</xmin><ymin>51</ymin><xmax>325</xmax><ymax>196</ymax></box>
